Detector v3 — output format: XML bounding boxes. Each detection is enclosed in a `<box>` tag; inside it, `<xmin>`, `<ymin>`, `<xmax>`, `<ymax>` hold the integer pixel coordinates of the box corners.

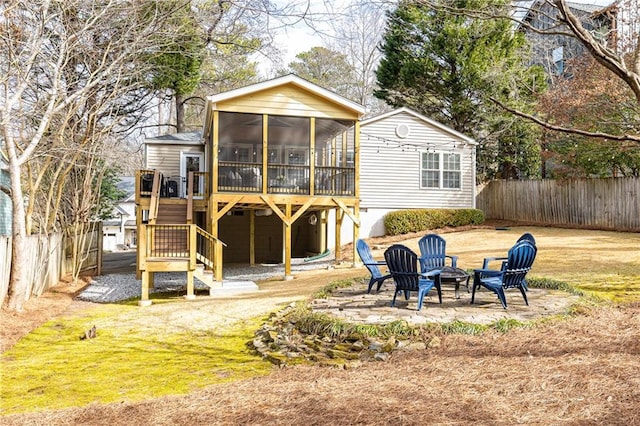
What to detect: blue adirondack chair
<box><xmin>384</xmin><ymin>244</ymin><xmax>442</xmax><ymax>310</ymax></box>
<box><xmin>418</xmin><ymin>233</ymin><xmax>458</xmax><ymax>272</ymax></box>
<box><xmin>356</xmin><ymin>239</ymin><xmax>392</xmax><ymax>293</ymax></box>
<box><xmin>482</xmin><ymin>232</ymin><xmax>536</xmax><ymax>269</ymax></box>
<box><xmin>482</xmin><ymin>232</ymin><xmax>536</xmax><ymax>290</ymax></box>
<box><xmin>471</xmin><ymin>240</ymin><xmax>537</xmax><ymax>309</ymax></box>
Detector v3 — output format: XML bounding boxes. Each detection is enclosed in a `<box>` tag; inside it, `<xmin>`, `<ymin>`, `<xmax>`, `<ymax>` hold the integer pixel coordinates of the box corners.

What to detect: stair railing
<box><xmin>138</xmin><ymin>222</ymin><xmax>226</xmax><ymax>281</ymax></box>
<box><xmin>194</xmin><ymin>226</ymin><xmax>226</xmax><ymax>281</ymax></box>
<box><xmin>148</xmin><ymin>170</ymin><xmax>162</xmax><ymax>224</ymax></box>
<box><xmin>186</xmin><ymin>171</ymin><xmax>194</xmax><ymax>224</ymax></box>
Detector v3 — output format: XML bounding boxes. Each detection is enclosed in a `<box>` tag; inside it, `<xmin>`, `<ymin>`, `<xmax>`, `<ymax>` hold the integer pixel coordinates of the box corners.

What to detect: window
<box><xmin>421</xmin><ymin>152</ymin><xmax>461</xmax><ymax>189</ymax></box>
<box><xmin>552</xmin><ymin>46</ymin><xmax>564</xmax><ymax>75</ymax></box>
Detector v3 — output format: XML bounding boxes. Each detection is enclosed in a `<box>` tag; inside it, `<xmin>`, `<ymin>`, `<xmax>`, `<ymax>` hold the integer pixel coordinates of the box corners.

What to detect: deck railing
<box><xmin>217</xmin><ymin>162</ymin><xmax>354</xmax><ymax>196</ymax></box>
<box><xmin>138</xmin><ymin>223</ymin><xmax>226</xmax><ymax>279</ymax></box>
<box><xmin>314</xmin><ymin>166</ymin><xmax>355</xmax><ymax>196</ymax></box>
<box><xmin>136</xmin><ymin>164</ymin><xmax>355</xmax><ymax>198</ymax></box>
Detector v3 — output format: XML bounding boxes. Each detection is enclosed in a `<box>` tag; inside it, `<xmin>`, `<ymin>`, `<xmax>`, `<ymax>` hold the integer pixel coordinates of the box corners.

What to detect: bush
<box><xmin>383</xmin><ymin>208</ymin><xmax>485</xmax><ymax>236</ymax></box>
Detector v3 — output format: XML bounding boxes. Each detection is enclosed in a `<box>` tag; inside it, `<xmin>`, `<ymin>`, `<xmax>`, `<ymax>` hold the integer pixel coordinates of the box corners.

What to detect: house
<box><xmin>332</xmin><ymin>107</ymin><xmax>477</xmax><ymax>242</ymax></box>
<box><xmin>102</xmin><ymin>177</ymin><xmax>136</xmax><ymax>251</ymax></box>
<box><xmin>0</xmin><ymin>154</ymin><xmax>11</xmax><ymax>236</ymax></box>
<box><xmin>518</xmin><ymin>0</ymin><xmax>616</xmax><ymax>78</ymax></box>
<box><xmin>135</xmin><ymin>74</ymin><xmax>366</xmax><ymax>305</ymax></box>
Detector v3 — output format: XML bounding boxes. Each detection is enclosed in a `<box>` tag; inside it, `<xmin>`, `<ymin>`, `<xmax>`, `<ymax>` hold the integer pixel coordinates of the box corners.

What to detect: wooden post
<box><xmin>215</xmin><ymin>240</ymin><xmax>223</xmax><ymax>282</ymax></box>
<box><xmin>354</xmin><ymin>121</ymin><xmax>361</xmax><ymax>199</ymax></box>
<box><xmin>284</xmin><ymin>203</ymin><xmax>292</xmax><ymax>279</ymax></box>
<box><xmin>352</xmin><ymin>203</ymin><xmax>360</xmax><ymax>267</ymax></box>
<box><xmin>212</xmin><ymin>201</ymin><xmax>223</xmax><ymax>282</ymax></box>
<box><xmin>186</xmin><ymin>271</ymin><xmax>195</xmax><ymax>300</ymax></box>
<box><xmin>249</xmin><ymin>210</ymin><xmax>255</xmax><ymax>265</ymax></box>
<box><xmin>135</xmin><ymin>200</ymin><xmax>143</xmax><ymax>280</ymax></box>
<box><xmin>262</xmin><ymin>114</ymin><xmax>268</xmax><ymax>194</ymax></box>
<box><xmin>335</xmin><ymin>209</ymin><xmax>344</xmax><ymax>261</ymax></box>
<box><xmin>310</xmin><ymin>118</ymin><xmax>315</xmax><ymax>195</ymax></box>
<box><xmin>140</xmin><ymin>270</ymin><xmax>151</xmax><ymax>306</ymax></box>
<box><xmin>186</xmin><ymin>172</ymin><xmax>193</xmax><ymax>224</ymax></box>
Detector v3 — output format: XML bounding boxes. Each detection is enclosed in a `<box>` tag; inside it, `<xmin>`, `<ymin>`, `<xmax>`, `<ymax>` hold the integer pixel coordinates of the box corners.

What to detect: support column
<box><xmin>185</xmin><ymin>271</ymin><xmax>195</xmax><ymax>300</ymax></box>
<box><xmin>139</xmin><ymin>270</ymin><xmax>152</xmax><ymax>307</ymax></box>
<box><xmin>249</xmin><ymin>210</ymin><xmax>255</xmax><ymax>265</ymax></box>
<box><xmin>284</xmin><ymin>203</ymin><xmax>293</xmax><ymax>280</ymax></box>
<box><xmin>352</xmin><ymin>203</ymin><xmax>360</xmax><ymax>267</ymax></box>
<box><xmin>335</xmin><ymin>209</ymin><xmax>344</xmax><ymax>261</ymax></box>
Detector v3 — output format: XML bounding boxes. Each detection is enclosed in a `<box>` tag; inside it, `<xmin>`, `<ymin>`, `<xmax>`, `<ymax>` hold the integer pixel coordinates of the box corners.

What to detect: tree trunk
<box><xmin>6</xmin><ymin>159</ymin><xmax>28</xmax><ymax>312</ymax></box>
<box><xmin>176</xmin><ymin>93</ymin><xmax>186</xmax><ymax>133</ymax></box>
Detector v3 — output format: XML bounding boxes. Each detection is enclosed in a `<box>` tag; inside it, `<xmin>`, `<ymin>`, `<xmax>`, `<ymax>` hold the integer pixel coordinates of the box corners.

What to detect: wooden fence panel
<box><xmin>63</xmin><ymin>222</ymin><xmax>102</xmax><ymax>276</ymax></box>
<box><xmin>477</xmin><ymin>177</ymin><xmax>640</xmax><ymax>231</ymax></box>
<box><xmin>0</xmin><ymin>223</ymin><xmax>103</xmax><ymax>306</ymax></box>
<box><xmin>0</xmin><ymin>236</ymin><xmax>10</xmax><ymax>305</ymax></box>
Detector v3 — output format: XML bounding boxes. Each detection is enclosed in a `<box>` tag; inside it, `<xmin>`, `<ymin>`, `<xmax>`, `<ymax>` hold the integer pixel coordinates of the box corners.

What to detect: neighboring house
<box><xmin>332</xmin><ymin>107</ymin><xmax>477</xmax><ymax>242</ymax></box>
<box><xmin>102</xmin><ymin>177</ymin><xmax>136</xmax><ymax>251</ymax></box>
<box><xmin>0</xmin><ymin>155</ymin><xmax>11</xmax><ymax>236</ymax></box>
<box><xmin>135</xmin><ymin>74</ymin><xmax>366</xmax><ymax>303</ymax></box>
<box><xmin>519</xmin><ymin>1</ymin><xmax>615</xmax><ymax>78</ymax></box>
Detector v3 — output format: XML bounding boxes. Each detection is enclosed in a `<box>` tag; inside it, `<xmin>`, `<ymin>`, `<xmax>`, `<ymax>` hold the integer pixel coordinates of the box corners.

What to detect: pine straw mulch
<box><xmin>4</xmin><ymin>302</ymin><xmax>640</xmax><ymax>425</ymax></box>
<box><xmin>0</xmin><ymin>276</ymin><xmax>91</xmax><ymax>353</ymax></box>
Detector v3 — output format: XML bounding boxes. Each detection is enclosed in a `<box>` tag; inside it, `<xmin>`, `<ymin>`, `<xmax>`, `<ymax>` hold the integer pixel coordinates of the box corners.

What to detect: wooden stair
<box><xmin>156</xmin><ymin>202</ymin><xmax>188</xmax><ymax>224</ymax></box>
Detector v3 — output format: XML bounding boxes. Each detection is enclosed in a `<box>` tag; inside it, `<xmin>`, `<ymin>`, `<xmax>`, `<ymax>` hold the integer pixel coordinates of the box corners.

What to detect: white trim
<box><xmin>180</xmin><ymin>151</ymin><xmax>205</xmax><ymax>198</ymax></box>
<box><xmin>362</xmin><ymin>107</ymin><xmax>477</xmax><ymax>145</ymax></box>
<box><xmin>206</xmin><ymin>74</ymin><xmax>366</xmax><ymax>116</ymax></box>
<box><xmin>419</xmin><ymin>151</ymin><xmax>462</xmax><ymax>190</ymax></box>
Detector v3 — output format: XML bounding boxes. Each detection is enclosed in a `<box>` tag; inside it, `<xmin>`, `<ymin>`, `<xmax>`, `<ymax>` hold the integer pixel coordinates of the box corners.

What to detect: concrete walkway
<box><xmin>310</xmin><ymin>280</ymin><xmax>580</xmax><ymax>325</ymax></box>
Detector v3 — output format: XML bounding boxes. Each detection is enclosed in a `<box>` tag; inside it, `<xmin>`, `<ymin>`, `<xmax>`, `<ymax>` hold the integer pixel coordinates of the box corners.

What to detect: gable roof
<box><xmin>116</xmin><ymin>177</ymin><xmax>136</xmax><ymax>202</ymax></box>
<box><xmin>145</xmin><ymin>131</ymin><xmax>203</xmax><ymax>145</ymax></box>
<box><xmin>206</xmin><ymin>74</ymin><xmax>366</xmax><ymax>117</ymax></box>
<box><xmin>361</xmin><ymin>107</ymin><xmax>477</xmax><ymax>145</ymax></box>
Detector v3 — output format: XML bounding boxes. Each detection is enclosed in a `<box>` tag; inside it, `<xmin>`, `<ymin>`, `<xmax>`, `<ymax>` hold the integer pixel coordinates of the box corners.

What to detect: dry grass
<box><xmin>2</xmin><ymin>225</ymin><xmax>640</xmax><ymax>425</ymax></box>
<box><xmin>4</xmin><ymin>304</ymin><xmax>639</xmax><ymax>425</ymax></box>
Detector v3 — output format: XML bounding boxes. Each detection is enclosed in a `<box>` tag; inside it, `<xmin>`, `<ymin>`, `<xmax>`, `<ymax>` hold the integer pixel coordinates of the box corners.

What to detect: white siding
<box><xmin>326</xmin><ymin>110</ymin><xmax>477</xmax><ymax>247</ymax></box>
<box><xmin>360</xmin><ymin>112</ymin><xmax>475</xmax><ymax>209</ymax></box>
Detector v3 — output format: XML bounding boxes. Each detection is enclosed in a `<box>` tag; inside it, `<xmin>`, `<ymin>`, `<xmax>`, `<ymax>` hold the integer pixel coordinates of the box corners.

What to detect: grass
<box><xmin>2</xmin><ymin>226</ymin><xmax>639</xmax><ymax>416</ymax></box>
<box><xmin>1</xmin><ymin>305</ymin><xmax>271</xmax><ymax>415</ymax></box>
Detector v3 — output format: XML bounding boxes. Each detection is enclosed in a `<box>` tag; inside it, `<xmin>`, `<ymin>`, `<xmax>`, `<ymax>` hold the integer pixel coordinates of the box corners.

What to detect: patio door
<box><xmin>180</xmin><ymin>151</ymin><xmax>204</xmax><ymax>198</ymax></box>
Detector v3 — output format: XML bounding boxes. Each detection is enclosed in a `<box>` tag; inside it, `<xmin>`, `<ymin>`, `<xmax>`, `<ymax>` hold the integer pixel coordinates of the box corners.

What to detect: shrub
<box><xmin>383</xmin><ymin>208</ymin><xmax>485</xmax><ymax>235</ymax></box>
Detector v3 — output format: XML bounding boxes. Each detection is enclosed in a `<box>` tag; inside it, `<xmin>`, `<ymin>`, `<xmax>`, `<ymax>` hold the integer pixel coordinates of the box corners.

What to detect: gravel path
<box><xmin>75</xmin><ymin>257</ymin><xmax>336</xmax><ymax>303</ymax></box>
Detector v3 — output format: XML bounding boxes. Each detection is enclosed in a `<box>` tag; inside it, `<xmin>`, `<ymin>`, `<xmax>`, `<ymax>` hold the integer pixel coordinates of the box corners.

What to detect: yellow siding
<box><xmin>214</xmin><ymin>84</ymin><xmax>359</xmax><ymax>119</ymax></box>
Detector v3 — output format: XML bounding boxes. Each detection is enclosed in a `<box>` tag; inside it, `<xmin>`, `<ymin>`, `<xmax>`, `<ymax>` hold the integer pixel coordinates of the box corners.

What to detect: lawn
<box><xmin>1</xmin><ymin>226</ymin><xmax>639</xmax><ymax>424</ymax></box>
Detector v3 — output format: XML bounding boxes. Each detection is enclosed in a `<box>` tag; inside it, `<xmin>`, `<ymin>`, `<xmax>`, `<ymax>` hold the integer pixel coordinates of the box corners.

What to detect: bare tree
<box><xmin>416</xmin><ymin>0</ymin><xmax>639</xmax><ymax>143</ymax></box>
<box><xmin>0</xmin><ymin>0</ymin><xmax>174</xmax><ymax>311</ymax></box>
<box><xmin>329</xmin><ymin>0</ymin><xmax>391</xmax><ymax>114</ymax></box>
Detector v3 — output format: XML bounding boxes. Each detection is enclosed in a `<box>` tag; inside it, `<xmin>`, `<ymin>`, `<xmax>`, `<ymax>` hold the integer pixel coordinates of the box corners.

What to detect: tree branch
<box><xmin>491</xmin><ymin>97</ymin><xmax>640</xmax><ymax>144</ymax></box>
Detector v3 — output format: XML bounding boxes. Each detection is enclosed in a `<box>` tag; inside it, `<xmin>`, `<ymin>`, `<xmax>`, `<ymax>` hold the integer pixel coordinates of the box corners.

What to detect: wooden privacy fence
<box><xmin>0</xmin><ymin>223</ymin><xmax>102</xmax><ymax>306</ymax></box>
<box><xmin>476</xmin><ymin>177</ymin><xmax>640</xmax><ymax>231</ymax></box>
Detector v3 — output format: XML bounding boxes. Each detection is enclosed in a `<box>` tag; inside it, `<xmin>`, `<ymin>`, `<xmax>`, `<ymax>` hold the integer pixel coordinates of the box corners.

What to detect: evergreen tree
<box><xmin>375</xmin><ymin>0</ymin><xmax>546</xmax><ymax>180</ymax></box>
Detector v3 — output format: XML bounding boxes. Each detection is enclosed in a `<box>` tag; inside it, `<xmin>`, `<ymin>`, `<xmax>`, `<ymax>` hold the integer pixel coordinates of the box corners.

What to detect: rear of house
<box><xmin>333</xmin><ymin>107</ymin><xmax>476</xmax><ymax>242</ymax></box>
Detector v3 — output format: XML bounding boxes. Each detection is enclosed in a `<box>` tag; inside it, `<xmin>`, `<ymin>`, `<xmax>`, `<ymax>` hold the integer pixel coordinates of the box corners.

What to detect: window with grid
<box><xmin>421</xmin><ymin>153</ymin><xmax>440</xmax><ymax>188</ymax></box>
<box><xmin>420</xmin><ymin>152</ymin><xmax>461</xmax><ymax>189</ymax></box>
<box><xmin>442</xmin><ymin>153</ymin><xmax>461</xmax><ymax>189</ymax></box>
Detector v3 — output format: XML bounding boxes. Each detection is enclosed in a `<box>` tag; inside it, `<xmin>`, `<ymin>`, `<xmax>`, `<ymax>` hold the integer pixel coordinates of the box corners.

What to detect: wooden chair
<box><xmin>356</xmin><ymin>239</ymin><xmax>392</xmax><ymax>293</ymax></box>
<box><xmin>384</xmin><ymin>244</ymin><xmax>442</xmax><ymax>311</ymax></box>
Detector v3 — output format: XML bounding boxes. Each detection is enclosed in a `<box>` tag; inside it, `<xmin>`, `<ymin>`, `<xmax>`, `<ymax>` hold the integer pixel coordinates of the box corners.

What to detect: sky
<box><xmin>256</xmin><ymin>0</ymin><xmax>355</xmax><ymax>75</ymax></box>
<box><xmin>257</xmin><ymin>0</ymin><xmax>619</xmax><ymax>75</ymax></box>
